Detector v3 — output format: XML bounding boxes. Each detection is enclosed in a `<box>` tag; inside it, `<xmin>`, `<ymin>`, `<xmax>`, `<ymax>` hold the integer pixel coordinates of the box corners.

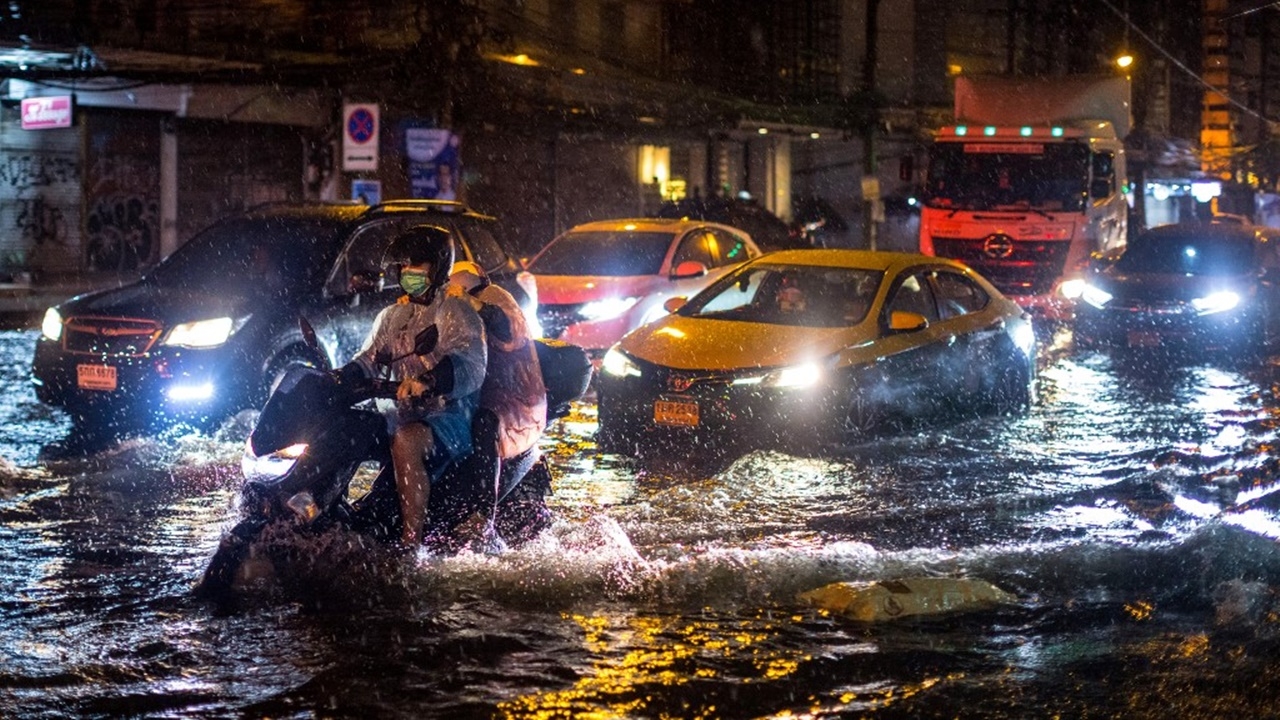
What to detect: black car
<box><xmin>655</xmin><ymin>197</ymin><xmax>811</xmax><ymax>252</ymax></box>
<box><xmin>31</xmin><ymin>200</ymin><xmax>535</xmax><ymax>432</ymax></box>
<box><xmin>1074</xmin><ymin>222</ymin><xmax>1280</xmax><ymax>353</ymax></box>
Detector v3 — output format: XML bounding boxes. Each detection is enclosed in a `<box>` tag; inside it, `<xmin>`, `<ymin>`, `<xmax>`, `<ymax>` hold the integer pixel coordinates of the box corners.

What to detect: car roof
<box><xmin>563</xmin><ymin>217</ymin><xmax>748</xmax><ymax>235</ymax></box>
<box><xmin>242</xmin><ymin>199</ymin><xmax>497</xmax><ymax>223</ymax></box>
<box><xmin>750</xmin><ymin>248</ymin><xmax>970</xmax><ymax>273</ymax></box>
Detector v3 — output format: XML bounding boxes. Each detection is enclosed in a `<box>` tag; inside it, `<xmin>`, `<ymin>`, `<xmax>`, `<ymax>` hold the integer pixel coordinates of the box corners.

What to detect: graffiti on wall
<box><xmin>0</xmin><ymin>151</ymin><xmax>80</xmax><ymax>272</ymax></box>
<box><xmin>85</xmin><ymin>155</ymin><xmax>159</xmax><ymax>271</ymax></box>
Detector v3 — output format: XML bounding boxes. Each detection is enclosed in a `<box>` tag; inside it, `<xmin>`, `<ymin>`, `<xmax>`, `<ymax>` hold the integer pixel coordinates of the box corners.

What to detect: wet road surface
<box><xmin>2</xmin><ymin>327</ymin><xmax>1279</xmax><ymax>718</ymax></box>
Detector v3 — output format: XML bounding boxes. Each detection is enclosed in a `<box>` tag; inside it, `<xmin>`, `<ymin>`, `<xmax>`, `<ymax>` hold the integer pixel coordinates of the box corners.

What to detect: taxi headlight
<box><xmin>164</xmin><ymin>316</ymin><xmax>236</xmax><ymax>348</ymax></box>
<box><xmin>41</xmin><ymin>307</ymin><xmax>63</xmax><ymax>341</ymax></box>
<box><xmin>734</xmin><ymin>360</ymin><xmax>824</xmax><ymax>389</ymax></box>
<box><xmin>241</xmin><ymin>441</ymin><xmax>308</xmax><ymax>481</ymax></box>
<box><xmin>1080</xmin><ymin>283</ymin><xmax>1113</xmax><ymax>309</ymax></box>
<box><xmin>601</xmin><ymin>347</ymin><xmax>641</xmax><ymax>378</ymax></box>
<box><xmin>579</xmin><ymin>296</ymin><xmax>640</xmax><ymax>321</ymax></box>
<box><xmin>1191</xmin><ymin>290</ymin><xmax>1240</xmax><ymax>315</ymax></box>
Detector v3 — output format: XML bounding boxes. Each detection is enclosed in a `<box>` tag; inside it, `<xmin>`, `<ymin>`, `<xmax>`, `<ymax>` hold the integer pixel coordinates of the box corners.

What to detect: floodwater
<box><xmin>2</xmin><ymin>326</ymin><xmax>1279</xmax><ymax>719</ymax></box>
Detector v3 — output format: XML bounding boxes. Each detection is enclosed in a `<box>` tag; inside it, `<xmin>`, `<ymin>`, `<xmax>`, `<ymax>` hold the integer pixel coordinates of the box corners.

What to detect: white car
<box><xmin>528</xmin><ymin>218</ymin><xmax>762</xmax><ymax>352</ymax></box>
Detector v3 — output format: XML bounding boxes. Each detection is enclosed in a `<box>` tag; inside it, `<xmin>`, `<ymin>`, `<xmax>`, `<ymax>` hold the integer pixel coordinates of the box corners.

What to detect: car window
<box><xmin>453</xmin><ymin>219</ymin><xmax>510</xmax><ymax>272</ymax></box>
<box><xmin>673</xmin><ymin>230</ymin><xmax>718</xmax><ymax>269</ymax></box>
<box><xmin>328</xmin><ymin>218</ymin><xmax>420</xmax><ymax>297</ymax></box>
<box><xmin>932</xmin><ymin>270</ymin><xmax>989</xmax><ymax>319</ymax></box>
<box><xmin>887</xmin><ymin>272</ymin><xmax>939</xmax><ymax>321</ymax></box>
<box><xmin>529</xmin><ymin>230</ymin><xmax>673</xmax><ymax>276</ymax></box>
<box><xmin>711</xmin><ymin>228</ymin><xmax>753</xmax><ymax>266</ymax></box>
<box><xmin>149</xmin><ymin>216</ymin><xmax>342</xmax><ymax>296</ymax></box>
<box><xmin>684</xmin><ymin>264</ymin><xmax>882</xmax><ymax>327</ymax></box>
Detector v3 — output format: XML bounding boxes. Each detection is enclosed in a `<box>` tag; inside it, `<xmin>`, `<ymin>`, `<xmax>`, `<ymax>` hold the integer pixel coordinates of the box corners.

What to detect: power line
<box><xmin>1098</xmin><ymin>0</ymin><xmax>1278</xmax><ymax>130</ymax></box>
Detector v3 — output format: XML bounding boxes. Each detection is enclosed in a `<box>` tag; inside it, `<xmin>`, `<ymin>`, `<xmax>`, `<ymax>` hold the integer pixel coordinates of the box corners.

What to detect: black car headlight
<box><xmin>164</xmin><ymin>316</ymin><xmax>245</xmax><ymax>348</ymax></box>
<box><xmin>40</xmin><ymin>307</ymin><xmax>63</xmax><ymax>341</ymax></box>
<box><xmin>1190</xmin><ymin>290</ymin><xmax>1240</xmax><ymax>315</ymax></box>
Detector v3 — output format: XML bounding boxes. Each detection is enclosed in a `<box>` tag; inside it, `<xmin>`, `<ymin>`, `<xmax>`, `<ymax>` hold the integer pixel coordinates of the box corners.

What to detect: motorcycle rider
<box><xmin>333</xmin><ymin>225</ymin><xmax>487</xmax><ymax>548</ymax></box>
<box><xmin>447</xmin><ymin>260</ymin><xmax>547</xmax><ymax>465</ymax></box>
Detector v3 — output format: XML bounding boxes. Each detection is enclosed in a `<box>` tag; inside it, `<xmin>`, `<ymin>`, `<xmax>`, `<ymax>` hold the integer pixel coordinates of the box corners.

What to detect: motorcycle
<box><xmin>196</xmin><ymin>318</ymin><xmax>592</xmax><ymax>601</ymax></box>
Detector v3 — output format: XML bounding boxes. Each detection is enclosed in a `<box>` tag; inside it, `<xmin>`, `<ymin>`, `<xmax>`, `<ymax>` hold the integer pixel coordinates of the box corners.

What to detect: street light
<box><xmin>1116</xmin><ymin>53</ymin><xmax>1134</xmax><ymax>69</ymax></box>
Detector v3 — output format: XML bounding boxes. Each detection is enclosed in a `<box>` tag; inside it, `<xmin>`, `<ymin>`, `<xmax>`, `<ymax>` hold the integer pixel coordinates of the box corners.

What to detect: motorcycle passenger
<box><xmin>447</xmin><ymin>261</ymin><xmax>547</xmax><ymax>466</ymax></box>
<box><xmin>333</xmin><ymin>225</ymin><xmax>487</xmax><ymax>547</ymax></box>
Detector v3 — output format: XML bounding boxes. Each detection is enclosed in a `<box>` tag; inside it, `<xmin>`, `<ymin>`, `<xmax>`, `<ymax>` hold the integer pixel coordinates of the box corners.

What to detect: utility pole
<box><xmin>862</xmin><ymin>0</ymin><xmax>882</xmax><ymax>251</ymax></box>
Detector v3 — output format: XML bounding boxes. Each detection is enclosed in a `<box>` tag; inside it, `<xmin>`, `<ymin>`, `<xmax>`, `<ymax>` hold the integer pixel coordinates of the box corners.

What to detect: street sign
<box><xmin>342</xmin><ymin>103</ymin><xmax>379</xmax><ymax>172</ymax></box>
<box><xmin>21</xmin><ymin>96</ymin><xmax>73</xmax><ymax>130</ymax></box>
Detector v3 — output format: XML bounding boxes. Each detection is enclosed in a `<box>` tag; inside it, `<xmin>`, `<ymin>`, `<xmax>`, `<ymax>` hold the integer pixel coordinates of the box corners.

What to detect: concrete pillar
<box><xmin>159</xmin><ymin>117</ymin><xmax>178</xmax><ymax>259</ymax></box>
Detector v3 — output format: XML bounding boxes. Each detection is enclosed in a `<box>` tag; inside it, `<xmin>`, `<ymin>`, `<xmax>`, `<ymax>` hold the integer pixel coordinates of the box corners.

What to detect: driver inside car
<box><xmin>332</xmin><ymin>224</ymin><xmax>487</xmax><ymax>548</ymax></box>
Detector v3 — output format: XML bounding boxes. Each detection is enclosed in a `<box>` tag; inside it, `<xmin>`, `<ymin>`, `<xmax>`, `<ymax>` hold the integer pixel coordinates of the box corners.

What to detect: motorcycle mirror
<box><xmin>415</xmin><ymin>324</ymin><xmax>439</xmax><ymax>356</ymax></box>
<box><xmin>298</xmin><ymin>316</ymin><xmax>320</xmax><ymax>352</ymax></box>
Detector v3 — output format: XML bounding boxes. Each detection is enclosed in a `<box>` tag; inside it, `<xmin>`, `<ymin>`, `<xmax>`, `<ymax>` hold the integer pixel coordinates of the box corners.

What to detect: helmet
<box><xmin>448</xmin><ymin>260</ymin><xmax>489</xmax><ymax>293</ymax></box>
<box><xmin>382</xmin><ymin>224</ymin><xmax>454</xmax><ymax>295</ymax></box>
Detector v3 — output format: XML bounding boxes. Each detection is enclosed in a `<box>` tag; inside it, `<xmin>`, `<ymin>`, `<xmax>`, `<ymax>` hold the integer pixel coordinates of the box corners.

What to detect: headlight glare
<box><xmin>1191</xmin><ymin>290</ymin><xmax>1240</xmax><ymax>315</ymax></box>
<box><xmin>41</xmin><ymin>308</ymin><xmax>63</xmax><ymax>341</ymax></box>
<box><xmin>241</xmin><ymin>441</ymin><xmax>308</xmax><ymax>481</ymax></box>
<box><xmin>601</xmin><ymin>347</ymin><xmax>641</xmax><ymax>378</ymax></box>
<box><xmin>165</xmin><ymin>316</ymin><xmax>235</xmax><ymax>348</ymax></box>
<box><xmin>579</xmin><ymin>296</ymin><xmax>640</xmax><ymax>321</ymax></box>
<box><xmin>1080</xmin><ymin>283</ymin><xmax>1113</xmax><ymax>309</ymax></box>
<box><xmin>1058</xmin><ymin>278</ymin><xmax>1085</xmax><ymax>300</ymax></box>
<box><xmin>762</xmin><ymin>361</ymin><xmax>822</xmax><ymax>388</ymax></box>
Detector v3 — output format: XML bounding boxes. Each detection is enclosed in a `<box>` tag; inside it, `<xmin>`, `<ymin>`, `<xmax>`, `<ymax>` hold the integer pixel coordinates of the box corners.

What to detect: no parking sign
<box><xmin>342</xmin><ymin>103</ymin><xmax>379</xmax><ymax>172</ymax></box>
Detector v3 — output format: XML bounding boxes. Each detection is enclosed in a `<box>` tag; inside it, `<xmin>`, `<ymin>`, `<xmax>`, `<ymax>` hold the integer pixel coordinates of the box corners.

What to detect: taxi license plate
<box><xmin>654</xmin><ymin>399</ymin><xmax>699</xmax><ymax>427</ymax></box>
<box><xmin>77</xmin><ymin>363</ymin><xmax>118</xmax><ymax>392</ymax></box>
<box><xmin>1127</xmin><ymin>330</ymin><xmax>1161</xmax><ymax>348</ymax></box>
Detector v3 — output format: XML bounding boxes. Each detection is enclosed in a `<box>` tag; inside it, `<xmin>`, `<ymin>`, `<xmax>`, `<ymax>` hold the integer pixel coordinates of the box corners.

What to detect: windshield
<box><xmin>925</xmin><ymin>141</ymin><xmax>1089</xmax><ymax>212</ymax></box>
<box><xmin>681</xmin><ymin>263</ymin><xmax>884</xmax><ymax>328</ymax></box>
<box><xmin>147</xmin><ymin>216</ymin><xmax>344</xmax><ymax>295</ymax></box>
<box><xmin>1117</xmin><ymin>231</ymin><xmax>1256</xmax><ymax>275</ymax></box>
<box><xmin>530</xmin><ymin>230</ymin><xmax>673</xmax><ymax>276</ymax></box>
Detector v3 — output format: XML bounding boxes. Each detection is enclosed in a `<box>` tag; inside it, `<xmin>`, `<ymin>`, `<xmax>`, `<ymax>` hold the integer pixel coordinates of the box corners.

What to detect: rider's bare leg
<box><xmin>391</xmin><ymin>422</ymin><xmax>434</xmax><ymax>546</ymax></box>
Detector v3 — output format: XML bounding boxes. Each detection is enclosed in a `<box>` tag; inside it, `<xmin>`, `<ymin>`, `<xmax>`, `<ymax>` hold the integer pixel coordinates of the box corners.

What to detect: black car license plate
<box><xmin>654</xmin><ymin>399</ymin><xmax>699</xmax><ymax>427</ymax></box>
<box><xmin>1127</xmin><ymin>330</ymin><xmax>1161</xmax><ymax>348</ymax></box>
<box><xmin>76</xmin><ymin>363</ymin><xmax>118</xmax><ymax>392</ymax></box>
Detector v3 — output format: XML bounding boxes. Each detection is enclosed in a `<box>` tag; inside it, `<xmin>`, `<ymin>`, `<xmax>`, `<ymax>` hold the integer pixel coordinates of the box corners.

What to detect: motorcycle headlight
<box><xmin>1191</xmin><ymin>290</ymin><xmax>1240</xmax><ymax>315</ymax></box>
<box><xmin>601</xmin><ymin>346</ymin><xmax>641</xmax><ymax>378</ymax></box>
<box><xmin>164</xmin><ymin>316</ymin><xmax>237</xmax><ymax>348</ymax></box>
<box><xmin>579</xmin><ymin>296</ymin><xmax>640</xmax><ymax>321</ymax></box>
<box><xmin>40</xmin><ymin>307</ymin><xmax>63</xmax><ymax>341</ymax></box>
<box><xmin>241</xmin><ymin>440</ymin><xmax>308</xmax><ymax>482</ymax></box>
<box><xmin>1080</xmin><ymin>283</ymin><xmax>1113</xmax><ymax>309</ymax></box>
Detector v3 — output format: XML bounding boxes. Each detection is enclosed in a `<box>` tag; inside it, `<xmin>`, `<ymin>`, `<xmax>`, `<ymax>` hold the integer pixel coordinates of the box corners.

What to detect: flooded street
<box><xmin>2</xmin><ymin>325</ymin><xmax>1280</xmax><ymax>718</ymax></box>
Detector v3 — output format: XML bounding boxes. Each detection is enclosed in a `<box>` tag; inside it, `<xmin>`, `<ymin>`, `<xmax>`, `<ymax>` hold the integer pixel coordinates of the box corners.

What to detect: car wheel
<box><xmin>993</xmin><ymin>356</ymin><xmax>1034</xmax><ymax>414</ymax></box>
<box><xmin>843</xmin><ymin>390</ymin><xmax>883</xmax><ymax>438</ymax></box>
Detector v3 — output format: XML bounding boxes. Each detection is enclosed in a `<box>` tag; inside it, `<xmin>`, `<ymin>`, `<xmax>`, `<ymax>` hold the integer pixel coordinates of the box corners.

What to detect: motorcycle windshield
<box><xmin>249</xmin><ymin>367</ymin><xmax>335</xmax><ymax>457</ymax></box>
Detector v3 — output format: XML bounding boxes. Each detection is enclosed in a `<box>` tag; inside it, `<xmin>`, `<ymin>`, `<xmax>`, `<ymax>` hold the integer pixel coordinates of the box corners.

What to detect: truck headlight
<box><xmin>41</xmin><ymin>308</ymin><xmax>63</xmax><ymax>341</ymax></box>
<box><xmin>164</xmin><ymin>317</ymin><xmax>235</xmax><ymax>348</ymax></box>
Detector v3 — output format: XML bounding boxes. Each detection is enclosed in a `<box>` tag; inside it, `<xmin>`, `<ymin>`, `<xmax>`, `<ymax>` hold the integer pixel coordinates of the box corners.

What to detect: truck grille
<box><xmin>62</xmin><ymin>317</ymin><xmax>163</xmax><ymax>357</ymax></box>
<box><xmin>932</xmin><ymin>236</ymin><xmax>1071</xmax><ymax>296</ymax></box>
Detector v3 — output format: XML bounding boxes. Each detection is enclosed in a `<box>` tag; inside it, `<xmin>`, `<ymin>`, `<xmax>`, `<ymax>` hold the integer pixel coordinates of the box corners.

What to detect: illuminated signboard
<box><xmin>963</xmin><ymin>143</ymin><xmax>1045</xmax><ymax>154</ymax></box>
<box><xmin>20</xmin><ymin>96</ymin><xmax>73</xmax><ymax>130</ymax></box>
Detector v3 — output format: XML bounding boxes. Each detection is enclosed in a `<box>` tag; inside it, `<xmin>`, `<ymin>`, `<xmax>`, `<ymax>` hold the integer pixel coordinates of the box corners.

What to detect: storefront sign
<box><xmin>21</xmin><ymin>96</ymin><xmax>73</xmax><ymax>130</ymax></box>
<box><xmin>407</xmin><ymin>128</ymin><xmax>460</xmax><ymax>200</ymax></box>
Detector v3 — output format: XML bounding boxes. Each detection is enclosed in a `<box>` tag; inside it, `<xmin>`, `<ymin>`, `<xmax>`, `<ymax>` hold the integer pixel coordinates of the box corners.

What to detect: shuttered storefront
<box><xmin>0</xmin><ymin>104</ymin><xmax>82</xmax><ymax>276</ymax></box>
<box><xmin>84</xmin><ymin>111</ymin><xmax>162</xmax><ymax>272</ymax></box>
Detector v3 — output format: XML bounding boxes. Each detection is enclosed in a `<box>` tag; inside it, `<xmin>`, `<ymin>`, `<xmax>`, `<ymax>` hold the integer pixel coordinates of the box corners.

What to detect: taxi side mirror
<box><xmin>671</xmin><ymin>261</ymin><xmax>708</xmax><ymax>279</ymax></box>
<box><xmin>888</xmin><ymin>310</ymin><xmax>929</xmax><ymax>333</ymax></box>
<box><xmin>663</xmin><ymin>296</ymin><xmax>688</xmax><ymax>313</ymax></box>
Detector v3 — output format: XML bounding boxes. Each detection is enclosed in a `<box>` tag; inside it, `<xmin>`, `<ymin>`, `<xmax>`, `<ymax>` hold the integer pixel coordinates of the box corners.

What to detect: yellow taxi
<box><xmin>596</xmin><ymin>249</ymin><xmax>1036</xmax><ymax>451</ymax></box>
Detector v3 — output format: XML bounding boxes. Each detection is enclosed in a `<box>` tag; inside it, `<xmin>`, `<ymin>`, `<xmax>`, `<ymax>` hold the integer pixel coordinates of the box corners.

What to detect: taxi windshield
<box><xmin>530</xmin><ymin>230</ymin><xmax>673</xmax><ymax>276</ymax></box>
<box><xmin>681</xmin><ymin>264</ymin><xmax>884</xmax><ymax>327</ymax></box>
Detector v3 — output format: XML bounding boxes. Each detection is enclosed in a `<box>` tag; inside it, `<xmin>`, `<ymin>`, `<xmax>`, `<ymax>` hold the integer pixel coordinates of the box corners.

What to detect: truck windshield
<box><xmin>924</xmin><ymin>142</ymin><xmax>1089</xmax><ymax>212</ymax></box>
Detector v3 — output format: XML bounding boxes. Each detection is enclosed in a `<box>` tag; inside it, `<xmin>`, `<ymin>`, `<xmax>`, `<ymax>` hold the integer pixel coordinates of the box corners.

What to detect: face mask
<box><xmin>399</xmin><ymin>269</ymin><xmax>430</xmax><ymax>297</ymax></box>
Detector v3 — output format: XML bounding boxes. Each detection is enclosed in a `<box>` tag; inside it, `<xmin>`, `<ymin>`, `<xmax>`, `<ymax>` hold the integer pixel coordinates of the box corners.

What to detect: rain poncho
<box><xmin>348</xmin><ymin>293</ymin><xmax>487</xmax><ymax>465</ymax></box>
<box><xmin>469</xmin><ymin>284</ymin><xmax>547</xmax><ymax>459</ymax></box>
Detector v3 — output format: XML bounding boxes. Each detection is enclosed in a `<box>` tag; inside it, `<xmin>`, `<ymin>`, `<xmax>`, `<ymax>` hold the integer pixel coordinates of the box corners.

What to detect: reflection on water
<box><xmin>1</xmin><ymin>328</ymin><xmax>1280</xmax><ymax>717</ymax></box>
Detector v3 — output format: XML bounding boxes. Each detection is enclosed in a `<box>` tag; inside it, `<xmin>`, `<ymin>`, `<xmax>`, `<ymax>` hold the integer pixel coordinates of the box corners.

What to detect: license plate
<box><xmin>654</xmin><ymin>399</ymin><xmax>699</xmax><ymax>427</ymax></box>
<box><xmin>1127</xmin><ymin>330</ymin><xmax>1161</xmax><ymax>348</ymax></box>
<box><xmin>76</xmin><ymin>363</ymin><xmax>118</xmax><ymax>392</ymax></box>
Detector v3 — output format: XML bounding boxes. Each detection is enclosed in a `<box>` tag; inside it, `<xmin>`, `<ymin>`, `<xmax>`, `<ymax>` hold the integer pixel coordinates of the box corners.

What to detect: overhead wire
<box><xmin>1097</xmin><ymin>0</ymin><xmax>1279</xmax><ymax>130</ymax></box>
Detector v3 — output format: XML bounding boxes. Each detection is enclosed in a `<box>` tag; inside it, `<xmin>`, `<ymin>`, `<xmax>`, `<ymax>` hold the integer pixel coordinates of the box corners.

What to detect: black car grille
<box><xmin>932</xmin><ymin>236</ymin><xmax>1071</xmax><ymax>296</ymax></box>
<box><xmin>62</xmin><ymin>316</ymin><xmax>163</xmax><ymax>357</ymax></box>
<box><xmin>538</xmin><ymin>303</ymin><xmax>586</xmax><ymax>340</ymax></box>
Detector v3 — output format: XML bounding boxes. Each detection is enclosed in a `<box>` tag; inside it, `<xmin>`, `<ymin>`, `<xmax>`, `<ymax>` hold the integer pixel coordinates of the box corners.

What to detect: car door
<box><xmin>871</xmin><ymin>268</ymin><xmax>954</xmax><ymax>420</ymax></box>
<box><xmin>927</xmin><ymin>268</ymin><xmax>999</xmax><ymax>405</ymax></box>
